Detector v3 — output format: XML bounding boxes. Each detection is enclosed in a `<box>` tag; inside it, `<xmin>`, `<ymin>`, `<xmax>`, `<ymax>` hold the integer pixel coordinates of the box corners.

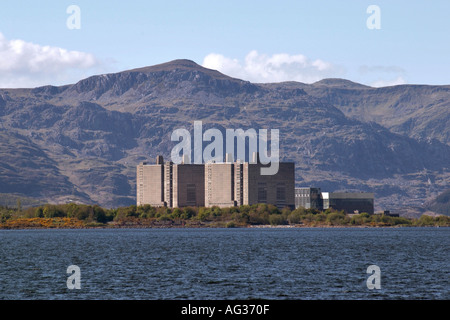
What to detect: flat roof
<box><xmin>327</xmin><ymin>192</ymin><xmax>374</xmax><ymax>199</ymax></box>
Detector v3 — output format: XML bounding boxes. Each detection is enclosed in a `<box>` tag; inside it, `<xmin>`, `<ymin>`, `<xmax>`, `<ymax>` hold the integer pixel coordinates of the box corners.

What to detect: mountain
<box><xmin>424</xmin><ymin>189</ymin><xmax>450</xmax><ymax>216</ymax></box>
<box><xmin>302</xmin><ymin>80</ymin><xmax>450</xmax><ymax>146</ymax></box>
<box><xmin>0</xmin><ymin>59</ymin><xmax>449</xmax><ymax>213</ymax></box>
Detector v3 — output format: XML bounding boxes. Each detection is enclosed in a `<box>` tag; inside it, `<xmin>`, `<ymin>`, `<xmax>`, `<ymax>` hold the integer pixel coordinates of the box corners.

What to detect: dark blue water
<box><xmin>0</xmin><ymin>227</ymin><xmax>448</xmax><ymax>300</ymax></box>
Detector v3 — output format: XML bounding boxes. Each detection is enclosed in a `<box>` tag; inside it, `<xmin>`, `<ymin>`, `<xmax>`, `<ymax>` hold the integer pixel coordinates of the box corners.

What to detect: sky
<box><xmin>0</xmin><ymin>0</ymin><xmax>449</xmax><ymax>88</ymax></box>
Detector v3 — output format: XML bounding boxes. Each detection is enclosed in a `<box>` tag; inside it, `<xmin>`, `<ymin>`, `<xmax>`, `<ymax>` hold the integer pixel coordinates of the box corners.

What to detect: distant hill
<box><xmin>0</xmin><ymin>59</ymin><xmax>449</xmax><ymax>212</ymax></box>
<box><xmin>301</xmin><ymin>81</ymin><xmax>450</xmax><ymax>146</ymax></box>
<box><xmin>424</xmin><ymin>189</ymin><xmax>450</xmax><ymax>216</ymax></box>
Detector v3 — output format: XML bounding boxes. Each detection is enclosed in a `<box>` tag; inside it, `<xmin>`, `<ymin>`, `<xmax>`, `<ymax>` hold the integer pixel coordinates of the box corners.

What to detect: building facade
<box><xmin>136</xmin><ymin>156</ymin><xmax>165</xmax><ymax>207</ymax></box>
<box><xmin>295</xmin><ymin>187</ymin><xmax>323</xmax><ymax>210</ymax></box>
<box><xmin>137</xmin><ymin>153</ymin><xmax>295</xmax><ymax>209</ymax></box>
<box><xmin>322</xmin><ymin>192</ymin><xmax>374</xmax><ymax>214</ymax></box>
<box><xmin>205</xmin><ymin>162</ymin><xmax>235</xmax><ymax>208</ymax></box>
<box><xmin>172</xmin><ymin>163</ymin><xmax>205</xmax><ymax>208</ymax></box>
<box><xmin>243</xmin><ymin>161</ymin><xmax>295</xmax><ymax>209</ymax></box>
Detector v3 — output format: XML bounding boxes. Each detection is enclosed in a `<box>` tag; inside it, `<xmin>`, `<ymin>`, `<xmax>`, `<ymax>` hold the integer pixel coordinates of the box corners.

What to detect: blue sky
<box><xmin>0</xmin><ymin>0</ymin><xmax>449</xmax><ymax>88</ymax></box>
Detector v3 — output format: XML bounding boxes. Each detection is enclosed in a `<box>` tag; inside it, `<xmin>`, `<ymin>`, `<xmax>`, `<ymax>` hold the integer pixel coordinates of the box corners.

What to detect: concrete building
<box><xmin>322</xmin><ymin>192</ymin><xmax>374</xmax><ymax>214</ymax></box>
<box><xmin>295</xmin><ymin>187</ymin><xmax>323</xmax><ymax>210</ymax></box>
<box><xmin>234</xmin><ymin>160</ymin><xmax>244</xmax><ymax>207</ymax></box>
<box><xmin>163</xmin><ymin>160</ymin><xmax>173</xmax><ymax>208</ymax></box>
<box><xmin>242</xmin><ymin>153</ymin><xmax>295</xmax><ymax>209</ymax></box>
<box><xmin>172</xmin><ymin>163</ymin><xmax>205</xmax><ymax>208</ymax></box>
<box><xmin>205</xmin><ymin>161</ymin><xmax>235</xmax><ymax>208</ymax></box>
<box><xmin>137</xmin><ymin>155</ymin><xmax>375</xmax><ymax>213</ymax></box>
<box><xmin>137</xmin><ymin>155</ymin><xmax>204</xmax><ymax>208</ymax></box>
<box><xmin>137</xmin><ymin>153</ymin><xmax>295</xmax><ymax>209</ymax></box>
<box><xmin>136</xmin><ymin>156</ymin><xmax>165</xmax><ymax>207</ymax></box>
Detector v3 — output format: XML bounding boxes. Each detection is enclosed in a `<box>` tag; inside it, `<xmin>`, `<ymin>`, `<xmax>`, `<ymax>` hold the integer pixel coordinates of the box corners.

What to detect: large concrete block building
<box><xmin>322</xmin><ymin>192</ymin><xmax>374</xmax><ymax>214</ymax></box>
<box><xmin>172</xmin><ymin>163</ymin><xmax>205</xmax><ymax>208</ymax></box>
<box><xmin>137</xmin><ymin>153</ymin><xmax>295</xmax><ymax>209</ymax></box>
<box><xmin>137</xmin><ymin>156</ymin><xmax>205</xmax><ymax>207</ymax></box>
<box><xmin>295</xmin><ymin>187</ymin><xmax>374</xmax><ymax>214</ymax></box>
<box><xmin>205</xmin><ymin>161</ymin><xmax>236</xmax><ymax>208</ymax></box>
<box><xmin>136</xmin><ymin>156</ymin><xmax>165</xmax><ymax>207</ymax></box>
<box><xmin>243</xmin><ymin>161</ymin><xmax>295</xmax><ymax>209</ymax></box>
<box><xmin>295</xmin><ymin>187</ymin><xmax>323</xmax><ymax>210</ymax></box>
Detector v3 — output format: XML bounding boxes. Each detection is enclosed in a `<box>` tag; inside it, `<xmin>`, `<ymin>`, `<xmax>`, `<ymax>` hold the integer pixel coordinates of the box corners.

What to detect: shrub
<box><xmin>158</xmin><ymin>214</ymin><xmax>172</xmax><ymax>221</ymax></box>
<box><xmin>287</xmin><ymin>211</ymin><xmax>302</xmax><ymax>224</ymax></box>
<box><xmin>114</xmin><ymin>206</ymin><xmax>138</xmax><ymax>220</ymax></box>
<box><xmin>414</xmin><ymin>215</ymin><xmax>434</xmax><ymax>226</ymax></box>
<box><xmin>226</xmin><ymin>221</ymin><xmax>236</xmax><ymax>228</ymax></box>
<box><xmin>360</xmin><ymin>212</ymin><xmax>370</xmax><ymax>219</ymax></box>
<box><xmin>92</xmin><ymin>205</ymin><xmax>108</xmax><ymax>223</ymax></box>
<box><xmin>43</xmin><ymin>205</ymin><xmax>66</xmax><ymax>218</ymax></box>
<box><xmin>249</xmin><ymin>210</ymin><xmax>269</xmax><ymax>225</ymax></box>
<box><xmin>171</xmin><ymin>208</ymin><xmax>183</xmax><ymax>219</ymax></box>
<box><xmin>392</xmin><ymin>217</ymin><xmax>411</xmax><ymax>226</ymax></box>
<box><xmin>35</xmin><ymin>207</ymin><xmax>44</xmax><ymax>218</ymax></box>
<box><xmin>137</xmin><ymin>204</ymin><xmax>156</xmax><ymax>218</ymax></box>
<box><xmin>269</xmin><ymin>214</ymin><xmax>287</xmax><ymax>225</ymax></box>
<box><xmin>326</xmin><ymin>211</ymin><xmax>348</xmax><ymax>225</ymax></box>
<box><xmin>181</xmin><ymin>207</ymin><xmax>196</xmax><ymax>219</ymax></box>
<box><xmin>197</xmin><ymin>207</ymin><xmax>211</xmax><ymax>221</ymax></box>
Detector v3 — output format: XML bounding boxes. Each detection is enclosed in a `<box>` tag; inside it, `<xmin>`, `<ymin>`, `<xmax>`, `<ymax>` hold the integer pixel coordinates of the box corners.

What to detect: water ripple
<box><xmin>0</xmin><ymin>227</ymin><xmax>448</xmax><ymax>300</ymax></box>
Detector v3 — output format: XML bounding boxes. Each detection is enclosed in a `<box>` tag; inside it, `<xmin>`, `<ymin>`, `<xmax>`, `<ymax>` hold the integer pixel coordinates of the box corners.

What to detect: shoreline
<box><xmin>1</xmin><ymin>223</ymin><xmax>447</xmax><ymax>230</ymax></box>
<box><xmin>2</xmin><ymin>203</ymin><xmax>448</xmax><ymax>229</ymax></box>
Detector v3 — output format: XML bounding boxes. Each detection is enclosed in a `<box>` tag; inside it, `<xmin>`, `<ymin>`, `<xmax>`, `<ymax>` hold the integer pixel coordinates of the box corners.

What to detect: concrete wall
<box><xmin>137</xmin><ymin>156</ymin><xmax>295</xmax><ymax>209</ymax></box>
<box><xmin>164</xmin><ymin>162</ymin><xmax>173</xmax><ymax>208</ymax></box>
<box><xmin>234</xmin><ymin>162</ymin><xmax>243</xmax><ymax>206</ymax></box>
<box><xmin>243</xmin><ymin>162</ymin><xmax>295</xmax><ymax>209</ymax></box>
<box><xmin>205</xmin><ymin>163</ymin><xmax>235</xmax><ymax>208</ymax></box>
<box><xmin>295</xmin><ymin>187</ymin><xmax>323</xmax><ymax>210</ymax></box>
<box><xmin>173</xmin><ymin>164</ymin><xmax>205</xmax><ymax>208</ymax></box>
<box><xmin>136</xmin><ymin>162</ymin><xmax>165</xmax><ymax>207</ymax></box>
<box><xmin>327</xmin><ymin>192</ymin><xmax>374</xmax><ymax>214</ymax></box>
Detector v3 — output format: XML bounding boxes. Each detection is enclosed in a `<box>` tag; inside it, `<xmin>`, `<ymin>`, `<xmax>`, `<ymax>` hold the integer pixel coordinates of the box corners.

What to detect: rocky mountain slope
<box><xmin>424</xmin><ymin>189</ymin><xmax>450</xmax><ymax>216</ymax></box>
<box><xmin>300</xmin><ymin>79</ymin><xmax>450</xmax><ymax>146</ymax></box>
<box><xmin>0</xmin><ymin>59</ymin><xmax>448</xmax><ymax>213</ymax></box>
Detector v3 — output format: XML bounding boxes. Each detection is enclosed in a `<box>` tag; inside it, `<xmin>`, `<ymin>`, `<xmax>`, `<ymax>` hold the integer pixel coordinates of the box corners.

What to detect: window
<box><xmin>187</xmin><ymin>184</ymin><xmax>196</xmax><ymax>205</ymax></box>
<box><xmin>276</xmin><ymin>184</ymin><xmax>286</xmax><ymax>201</ymax></box>
<box><xmin>258</xmin><ymin>183</ymin><xmax>267</xmax><ymax>203</ymax></box>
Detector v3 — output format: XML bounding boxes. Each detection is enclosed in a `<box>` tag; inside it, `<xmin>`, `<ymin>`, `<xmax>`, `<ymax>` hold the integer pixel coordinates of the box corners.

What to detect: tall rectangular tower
<box><xmin>205</xmin><ymin>162</ymin><xmax>235</xmax><ymax>208</ymax></box>
<box><xmin>136</xmin><ymin>157</ymin><xmax>165</xmax><ymax>207</ymax></box>
<box><xmin>172</xmin><ymin>164</ymin><xmax>205</xmax><ymax>208</ymax></box>
<box><xmin>164</xmin><ymin>161</ymin><xmax>173</xmax><ymax>208</ymax></box>
<box><xmin>137</xmin><ymin>153</ymin><xmax>295</xmax><ymax>209</ymax></box>
<box><xmin>234</xmin><ymin>160</ymin><xmax>243</xmax><ymax>207</ymax></box>
<box><xmin>242</xmin><ymin>156</ymin><xmax>295</xmax><ymax>209</ymax></box>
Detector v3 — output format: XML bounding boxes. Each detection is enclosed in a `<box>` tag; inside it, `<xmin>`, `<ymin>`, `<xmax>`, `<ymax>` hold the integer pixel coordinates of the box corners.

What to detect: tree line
<box><xmin>1</xmin><ymin>202</ymin><xmax>449</xmax><ymax>228</ymax></box>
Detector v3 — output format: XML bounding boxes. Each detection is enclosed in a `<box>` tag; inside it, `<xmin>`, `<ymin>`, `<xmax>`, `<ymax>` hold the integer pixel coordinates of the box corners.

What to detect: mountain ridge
<box><xmin>0</xmin><ymin>60</ymin><xmax>448</xmax><ymax>214</ymax></box>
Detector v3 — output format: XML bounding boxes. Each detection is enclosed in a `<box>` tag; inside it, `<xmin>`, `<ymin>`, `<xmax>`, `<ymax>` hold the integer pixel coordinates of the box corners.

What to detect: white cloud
<box><xmin>370</xmin><ymin>76</ymin><xmax>407</xmax><ymax>88</ymax></box>
<box><xmin>358</xmin><ymin>64</ymin><xmax>408</xmax><ymax>87</ymax></box>
<box><xmin>0</xmin><ymin>32</ymin><xmax>103</xmax><ymax>88</ymax></box>
<box><xmin>202</xmin><ymin>50</ymin><xmax>342</xmax><ymax>83</ymax></box>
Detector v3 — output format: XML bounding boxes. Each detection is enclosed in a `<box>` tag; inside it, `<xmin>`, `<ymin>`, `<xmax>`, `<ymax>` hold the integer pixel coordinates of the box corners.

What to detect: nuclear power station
<box><xmin>137</xmin><ymin>153</ymin><xmax>374</xmax><ymax>213</ymax></box>
<box><xmin>137</xmin><ymin>153</ymin><xmax>295</xmax><ymax>209</ymax></box>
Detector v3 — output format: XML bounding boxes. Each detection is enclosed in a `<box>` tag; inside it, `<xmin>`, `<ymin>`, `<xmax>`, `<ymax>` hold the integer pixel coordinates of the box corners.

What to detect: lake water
<box><xmin>0</xmin><ymin>227</ymin><xmax>448</xmax><ymax>300</ymax></box>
